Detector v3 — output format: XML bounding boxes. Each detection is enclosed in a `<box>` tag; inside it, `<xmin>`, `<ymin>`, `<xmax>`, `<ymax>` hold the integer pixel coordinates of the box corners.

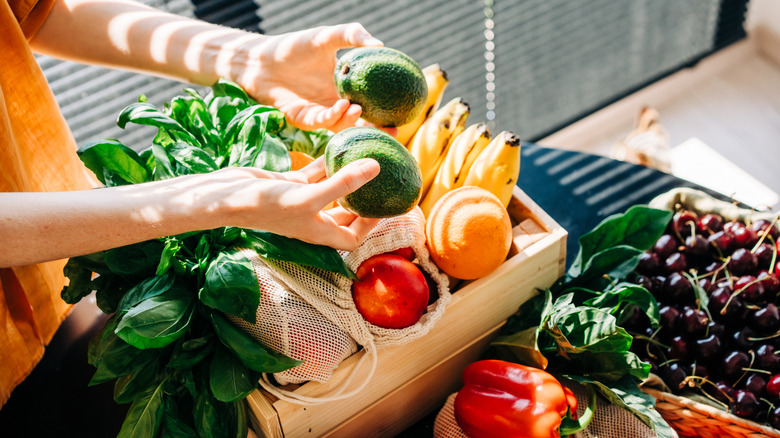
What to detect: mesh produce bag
<box><xmin>230</xmin><ymin>249</ymin><xmax>359</xmax><ymax>386</ymax></box>
<box><xmin>433</xmin><ymin>379</ymin><xmax>671</xmax><ymax>438</ymax></box>
<box><xmin>233</xmin><ymin>208</ymin><xmax>451</xmax><ymax>404</ymax></box>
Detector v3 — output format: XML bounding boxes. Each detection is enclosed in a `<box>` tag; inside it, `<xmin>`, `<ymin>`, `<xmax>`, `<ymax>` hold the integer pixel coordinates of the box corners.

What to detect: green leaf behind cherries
<box><xmin>491</xmin><ymin>205</ymin><xmax>674</xmax><ymax>437</ymax></box>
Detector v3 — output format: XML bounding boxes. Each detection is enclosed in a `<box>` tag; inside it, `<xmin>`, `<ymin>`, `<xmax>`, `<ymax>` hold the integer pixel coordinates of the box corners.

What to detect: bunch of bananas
<box><xmin>396</xmin><ymin>64</ymin><xmax>522</xmax><ymax>217</ymax></box>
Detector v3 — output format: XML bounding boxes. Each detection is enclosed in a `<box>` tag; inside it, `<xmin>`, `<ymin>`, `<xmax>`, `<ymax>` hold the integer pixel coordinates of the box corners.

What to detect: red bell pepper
<box><xmin>454</xmin><ymin>360</ymin><xmax>595</xmax><ymax>438</ymax></box>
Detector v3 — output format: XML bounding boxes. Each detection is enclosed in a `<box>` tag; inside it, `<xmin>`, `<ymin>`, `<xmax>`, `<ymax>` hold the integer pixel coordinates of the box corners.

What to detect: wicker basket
<box><xmin>642</xmin><ymin>387</ymin><xmax>780</xmax><ymax>438</ymax></box>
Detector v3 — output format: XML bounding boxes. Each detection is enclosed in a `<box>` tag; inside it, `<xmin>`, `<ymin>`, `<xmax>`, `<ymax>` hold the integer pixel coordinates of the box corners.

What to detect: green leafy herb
<box><xmin>210</xmin><ymin>312</ymin><xmax>303</xmax><ymax>373</ymax></box>
<box><xmin>117</xmin><ymin>382</ymin><xmax>166</xmax><ymax>438</ymax></box>
<box><xmin>490</xmin><ymin>204</ymin><xmax>673</xmax><ymax>436</ymax></box>
<box><xmin>62</xmin><ymin>79</ymin><xmax>345</xmax><ymax>436</ymax></box>
<box><xmin>201</xmin><ymin>250</ymin><xmax>261</xmax><ymax>324</ymax></box>
<box><xmin>115</xmin><ymin>284</ymin><xmax>195</xmax><ymax>350</ymax></box>
<box><xmin>209</xmin><ymin>344</ymin><xmax>259</xmax><ymax>402</ymax></box>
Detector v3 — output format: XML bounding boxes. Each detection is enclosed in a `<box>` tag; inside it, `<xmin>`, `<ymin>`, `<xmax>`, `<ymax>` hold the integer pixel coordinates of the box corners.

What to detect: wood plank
<box><xmin>324</xmin><ymin>323</ymin><xmax>504</xmax><ymax>438</ymax></box>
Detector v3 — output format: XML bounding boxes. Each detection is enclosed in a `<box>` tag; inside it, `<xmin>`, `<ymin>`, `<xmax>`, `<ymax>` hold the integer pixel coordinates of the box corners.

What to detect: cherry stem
<box><xmin>721</xmin><ymin>276</ymin><xmax>764</xmax><ymax>315</ymax></box>
<box><xmin>733</xmin><ymin>350</ymin><xmax>756</xmax><ymax>388</ymax></box>
<box><xmin>748</xmin><ymin>332</ymin><xmax>780</xmax><ymax>342</ymax></box>
<box><xmin>683</xmin><ymin>375</ymin><xmax>732</xmax><ymax>407</ymax></box>
<box><xmin>741</xmin><ymin>367</ymin><xmax>772</xmax><ymax>375</ymax></box>
<box><xmin>751</xmin><ymin>214</ymin><xmax>779</xmax><ymax>253</ymax></box>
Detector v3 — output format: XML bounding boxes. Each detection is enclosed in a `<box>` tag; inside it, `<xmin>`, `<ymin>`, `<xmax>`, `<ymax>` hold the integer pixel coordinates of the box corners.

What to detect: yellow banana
<box><xmin>409</xmin><ymin>97</ymin><xmax>470</xmax><ymax>197</ymax></box>
<box><xmin>419</xmin><ymin>122</ymin><xmax>491</xmax><ymax>217</ymax></box>
<box><xmin>463</xmin><ymin>131</ymin><xmax>522</xmax><ymax>207</ymax></box>
<box><xmin>396</xmin><ymin>64</ymin><xmax>450</xmax><ymax>146</ymax></box>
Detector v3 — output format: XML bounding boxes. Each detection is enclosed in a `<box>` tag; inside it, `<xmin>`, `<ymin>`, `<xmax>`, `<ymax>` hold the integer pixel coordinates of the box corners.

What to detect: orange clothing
<box><xmin>1</xmin><ymin>0</ymin><xmax>96</xmax><ymax>407</ymax></box>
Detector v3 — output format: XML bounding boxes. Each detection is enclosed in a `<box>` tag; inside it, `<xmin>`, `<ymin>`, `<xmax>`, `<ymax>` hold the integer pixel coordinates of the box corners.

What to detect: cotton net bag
<box><xmin>433</xmin><ymin>379</ymin><xmax>672</xmax><ymax>438</ymax></box>
<box><xmin>231</xmin><ymin>207</ymin><xmax>451</xmax><ymax>405</ymax></box>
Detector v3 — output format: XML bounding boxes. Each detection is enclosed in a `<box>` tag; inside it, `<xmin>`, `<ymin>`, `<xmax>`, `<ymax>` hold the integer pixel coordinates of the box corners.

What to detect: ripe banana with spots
<box><xmin>462</xmin><ymin>131</ymin><xmax>522</xmax><ymax>207</ymax></box>
<box><xmin>419</xmin><ymin>122</ymin><xmax>492</xmax><ymax>217</ymax></box>
<box><xmin>409</xmin><ymin>97</ymin><xmax>470</xmax><ymax>197</ymax></box>
<box><xmin>396</xmin><ymin>64</ymin><xmax>450</xmax><ymax>146</ymax></box>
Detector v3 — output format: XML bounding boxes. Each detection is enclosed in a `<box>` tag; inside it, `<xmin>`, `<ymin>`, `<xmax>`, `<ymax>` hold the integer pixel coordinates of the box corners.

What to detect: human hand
<box><xmin>230</xmin><ymin>23</ymin><xmax>384</xmax><ymax>133</ymax></box>
<box><xmin>209</xmin><ymin>157</ymin><xmax>382</xmax><ymax>251</ymax></box>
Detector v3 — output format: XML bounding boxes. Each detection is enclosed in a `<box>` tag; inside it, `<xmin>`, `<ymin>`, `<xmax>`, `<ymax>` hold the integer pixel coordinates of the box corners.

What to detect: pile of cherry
<box><xmin>626</xmin><ymin>209</ymin><xmax>780</xmax><ymax>427</ymax></box>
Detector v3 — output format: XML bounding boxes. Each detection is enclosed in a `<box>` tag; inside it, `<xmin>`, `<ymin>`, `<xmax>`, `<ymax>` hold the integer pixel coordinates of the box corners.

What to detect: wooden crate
<box><xmin>247</xmin><ymin>186</ymin><xmax>567</xmax><ymax>438</ymax></box>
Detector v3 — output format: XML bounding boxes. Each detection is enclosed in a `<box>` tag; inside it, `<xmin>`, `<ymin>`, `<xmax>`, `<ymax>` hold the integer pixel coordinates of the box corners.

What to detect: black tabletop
<box><xmin>0</xmin><ymin>144</ymin><xmax>709</xmax><ymax>438</ymax></box>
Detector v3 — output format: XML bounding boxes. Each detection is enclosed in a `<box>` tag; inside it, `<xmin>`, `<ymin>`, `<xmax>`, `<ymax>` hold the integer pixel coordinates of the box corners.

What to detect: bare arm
<box><xmin>30</xmin><ymin>0</ymin><xmax>383</xmax><ymax>131</ymax></box>
<box><xmin>0</xmin><ymin>158</ymin><xmax>380</xmax><ymax>268</ymax></box>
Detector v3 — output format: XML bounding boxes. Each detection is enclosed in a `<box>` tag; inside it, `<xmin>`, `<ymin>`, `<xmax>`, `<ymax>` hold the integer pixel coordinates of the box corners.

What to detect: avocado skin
<box><xmin>334</xmin><ymin>47</ymin><xmax>428</xmax><ymax>127</ymax></box>
<box><xmin>325</xmin><ymin>127</ymin><xmax>422</xmax><ymax>218</ymax></box>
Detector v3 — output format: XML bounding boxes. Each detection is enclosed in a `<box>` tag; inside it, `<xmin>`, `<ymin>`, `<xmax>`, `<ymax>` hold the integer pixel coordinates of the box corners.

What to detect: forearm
<box><xmin>0</xmin><ymin>177</ymin><xmax>226</xmax><ymax>268</ymax></box>
<box><xmin>29</xmin><ymin>0</ymin><xmax>263</xmax><ymax>87</ymax></box>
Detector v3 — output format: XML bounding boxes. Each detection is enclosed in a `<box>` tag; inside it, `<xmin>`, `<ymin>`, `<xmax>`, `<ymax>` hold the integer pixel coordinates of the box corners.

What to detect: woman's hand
<box><xmin>210</xmin><ymin>157</ymin><xmax>382</xmax><ymax>251</ymax></box>
<box><xmin>228</xmin><ymin>23</ymin><xmax>384</xmax><ymax>132</ymax></box>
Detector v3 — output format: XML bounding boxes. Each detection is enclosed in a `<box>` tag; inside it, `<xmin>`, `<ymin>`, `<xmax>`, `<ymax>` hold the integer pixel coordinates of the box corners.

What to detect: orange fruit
<box><xmin>425</xmin><ymin>186</ymin><xmax>512</xmax><ymax>280</ymax></box>
<box><xmin>289</xmin><ymin>151</ymin><xmax>315</xmax><ymax>171</ymax></box>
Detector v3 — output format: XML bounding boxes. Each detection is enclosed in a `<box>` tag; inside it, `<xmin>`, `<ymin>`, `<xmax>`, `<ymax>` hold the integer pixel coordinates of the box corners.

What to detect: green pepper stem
<box><xmin>559</xmin><ymin>383</ymin><xmax>597</xmax><ymax>436</ymax></box>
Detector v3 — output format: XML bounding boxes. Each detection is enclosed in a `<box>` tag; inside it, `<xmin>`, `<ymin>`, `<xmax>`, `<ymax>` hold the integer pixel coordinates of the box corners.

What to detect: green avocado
<box><xmin>334</xmin><ymin>47</ymin><xmax>428</xmax><ymax>127</ymax></box>
<box><xmin>324</xmin><ymin>127</ymin><xmax>422</xmax><ymax>218</ymax></box>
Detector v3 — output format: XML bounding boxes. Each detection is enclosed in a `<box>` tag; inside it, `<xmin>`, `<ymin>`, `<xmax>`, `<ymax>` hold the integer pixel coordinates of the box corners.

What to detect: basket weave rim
<box><xmin>642</xmin><ymin>387</ymin><xmax>780</xmax><ymax>437</ymax></box>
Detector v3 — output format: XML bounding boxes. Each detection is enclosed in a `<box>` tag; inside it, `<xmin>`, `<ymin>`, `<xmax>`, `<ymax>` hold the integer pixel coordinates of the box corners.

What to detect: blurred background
<box><xmin>38</xmin><ymin>0</ymin><xmax>779</xmax><ymax>209</ymax></box>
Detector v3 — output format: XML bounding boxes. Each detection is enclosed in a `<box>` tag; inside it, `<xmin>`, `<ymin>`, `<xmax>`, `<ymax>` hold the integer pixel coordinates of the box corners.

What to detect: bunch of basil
<box><xmin>61</xmin><ymin>80</ymin><xmax>349</xmax><ymax>438</ymax></box>
<box><xmin>491</xmin><ymin>205</ymin><xmax>676</xmax><ymax>437</ymax></box>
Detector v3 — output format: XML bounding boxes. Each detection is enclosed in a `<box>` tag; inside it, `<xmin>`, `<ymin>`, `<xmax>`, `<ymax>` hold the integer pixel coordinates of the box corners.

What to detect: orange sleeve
<box><xmin>1</xmin><ymin>0</ymin><xmax>97</xmax><ymax>407</ymax></box>
<box><xmin>8</xmin><ymin>0</ymin><xmax>57</xmax><ymax>40</ymax></box>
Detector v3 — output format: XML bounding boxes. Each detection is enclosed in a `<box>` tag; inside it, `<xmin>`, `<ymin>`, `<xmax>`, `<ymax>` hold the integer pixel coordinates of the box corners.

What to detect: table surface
<box><xmin>0</xmin><ymin>144</ymin><xmax>711</xmax><ymax>438</ymax></box>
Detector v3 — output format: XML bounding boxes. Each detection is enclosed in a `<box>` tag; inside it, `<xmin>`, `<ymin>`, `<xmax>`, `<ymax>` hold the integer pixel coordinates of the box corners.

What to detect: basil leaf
<box><xmin>167</xmin><ymin>335</ymin><xmax>215</xmax><ymax>370</ymax></box>
<box><xmin>160</xmin><ymin>396</ymin><xmax>198</xmax><ymax>438</ymax></box>
<box><xmin>208</xmin><ymin>96</ymin><xmax>249</xmax><ymax>139</ymax></box>
<box><xmin>117</xmin><ymin>382</ymin><xmax>166</xmax><ymax>438</ymax></box>
<box><xmin>568</xmin><ymin>375</ymin><xmax>674</xmax><ymax>438</ymax></box>
<box><xmin>193</xmin><ymin>382</ymin><xmax>230</xmax><ymax>438</ymax></box>
<box><xmin>151</xmin><ymin>143</ymin><xmax>178</xmax><ymax>180</ymax></box>
<box><xmin>570</xmin><ymin>245</ymin><xmax>643</xmax><ymax>287</ymax></box>
<box><xmin>69</xmin><ymin>251</ymin><xmax>111</xmax><ymax>274</ymax></box>
<box><xmin>201</xmin><ymin>250</ymin><xmax>260</xmax><ymax>324</ymax></box>
<box><xmin>116</xmin><ymin>284</ymin><xmax>195</xmax><ymax>349</ymax></box>
<box><xmin>544</xmin><ymin>299</ymin><xmax>633</xmax><ymax>355</ymax></box>
<box><xmin>94</xmin><ymin>276</ymin><xmax>130</xmax><ymax>314</ymax></box>
<box><xmin>156</xmin><ymin>238</ymin><xmax>182</xmax><ymax>276</ymax></box>
<box><xmin>114</xmin><ymin>359</ymin><xmax>162</xmax><ymax>404</ymax></box>
<box><xmin>89</xmin><ymin>317</ymin><xmax>159</xmax><ymax>386</ymax></box>
<box><xmin>78</xmin><ymin>139</ymin><xmax>149</xmax><ymax>186</ymax></box>
<box><xmin>584</xmin><ymin>284</ymin><xmax>660</xmax><ymax>327</ymax></box>
<box><xmin>105</xmin><ymin>240</ymin><xmax>165</xmax><ymax>278</ymax></box>
<box><xmin>281</xmin><ymin>125</ymin><xmax>332</xmax><ymax>159</ymax></box>
<box><xmin>232</xmin><ymin>400</ymin><xmax>248</xmax><ymax>438</ymax></box>
<box><xmin>491</xmin><ymin>326</ymin><xmax>549</xmax><ymax>369</ymax></box>
<box><xmin>241</xmin><ymin>230</ymin><xmax>356</xmax><ymax>280</ymax></box>
<box><xmin>211</xmin><ymin>78</ymin><xmax>255</xmax><ymax>103</ymax></box>
<box><xmin>551</xmin><ymin>350</ymin><xmax>650</xmax><ymax>382</ymax></box>
<box><xmin>570</xmin><ymin>205</ymin><xmax>672</xmax><ymax>277</ymax></box>
<box><xmin>223</xmin><ymin>105</ymin><xmax>283</xmax><ymax>151</ymax></box>
<box><xmin>167</xmin><ymin>142</ymin><xmax>219</xmax><ymax>174</ymax></box>
<box><xmin>210</xmin><ymin>312</ymin><xmax>302</xmax><ymax>373</ymax></box>
<box><xmin>209</xmin><ymin>344</ymin><xmax>258</xmax><ymax>402</ymax></box>
<box><xmin>61</xmin><ymin>257</ymin><xmax>95</xmax><ymax>304</ymax></box>
<box><xmin>255</xmin><ymin>135</ymin><xmax>292</xmax><ymax>172</ymax></box>
<box><xmin>169</xmin><ymin>95</ymin><xmax>220</xmax><ymax>154</ymax></box>
<box><xmin>228</xmin><ymin>114</ymin><xmax>272</xmax><ymax>167</ymax></box>
<box><xmin>116</xmin><ymin>272</ymin><xmax>176</xmax><ymax>314</ymax></box>
<box><xmin>118</xmin><ymin>102</ymin><xmax>200</xmax><ymax>147</ymax></box>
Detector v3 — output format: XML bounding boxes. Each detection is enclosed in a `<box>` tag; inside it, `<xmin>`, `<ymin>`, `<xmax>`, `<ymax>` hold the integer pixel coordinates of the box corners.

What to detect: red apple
<box><xmin>352</xmin><ymin>254</ymin><xmax>429</xmax><ymax>329</ymax></box>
